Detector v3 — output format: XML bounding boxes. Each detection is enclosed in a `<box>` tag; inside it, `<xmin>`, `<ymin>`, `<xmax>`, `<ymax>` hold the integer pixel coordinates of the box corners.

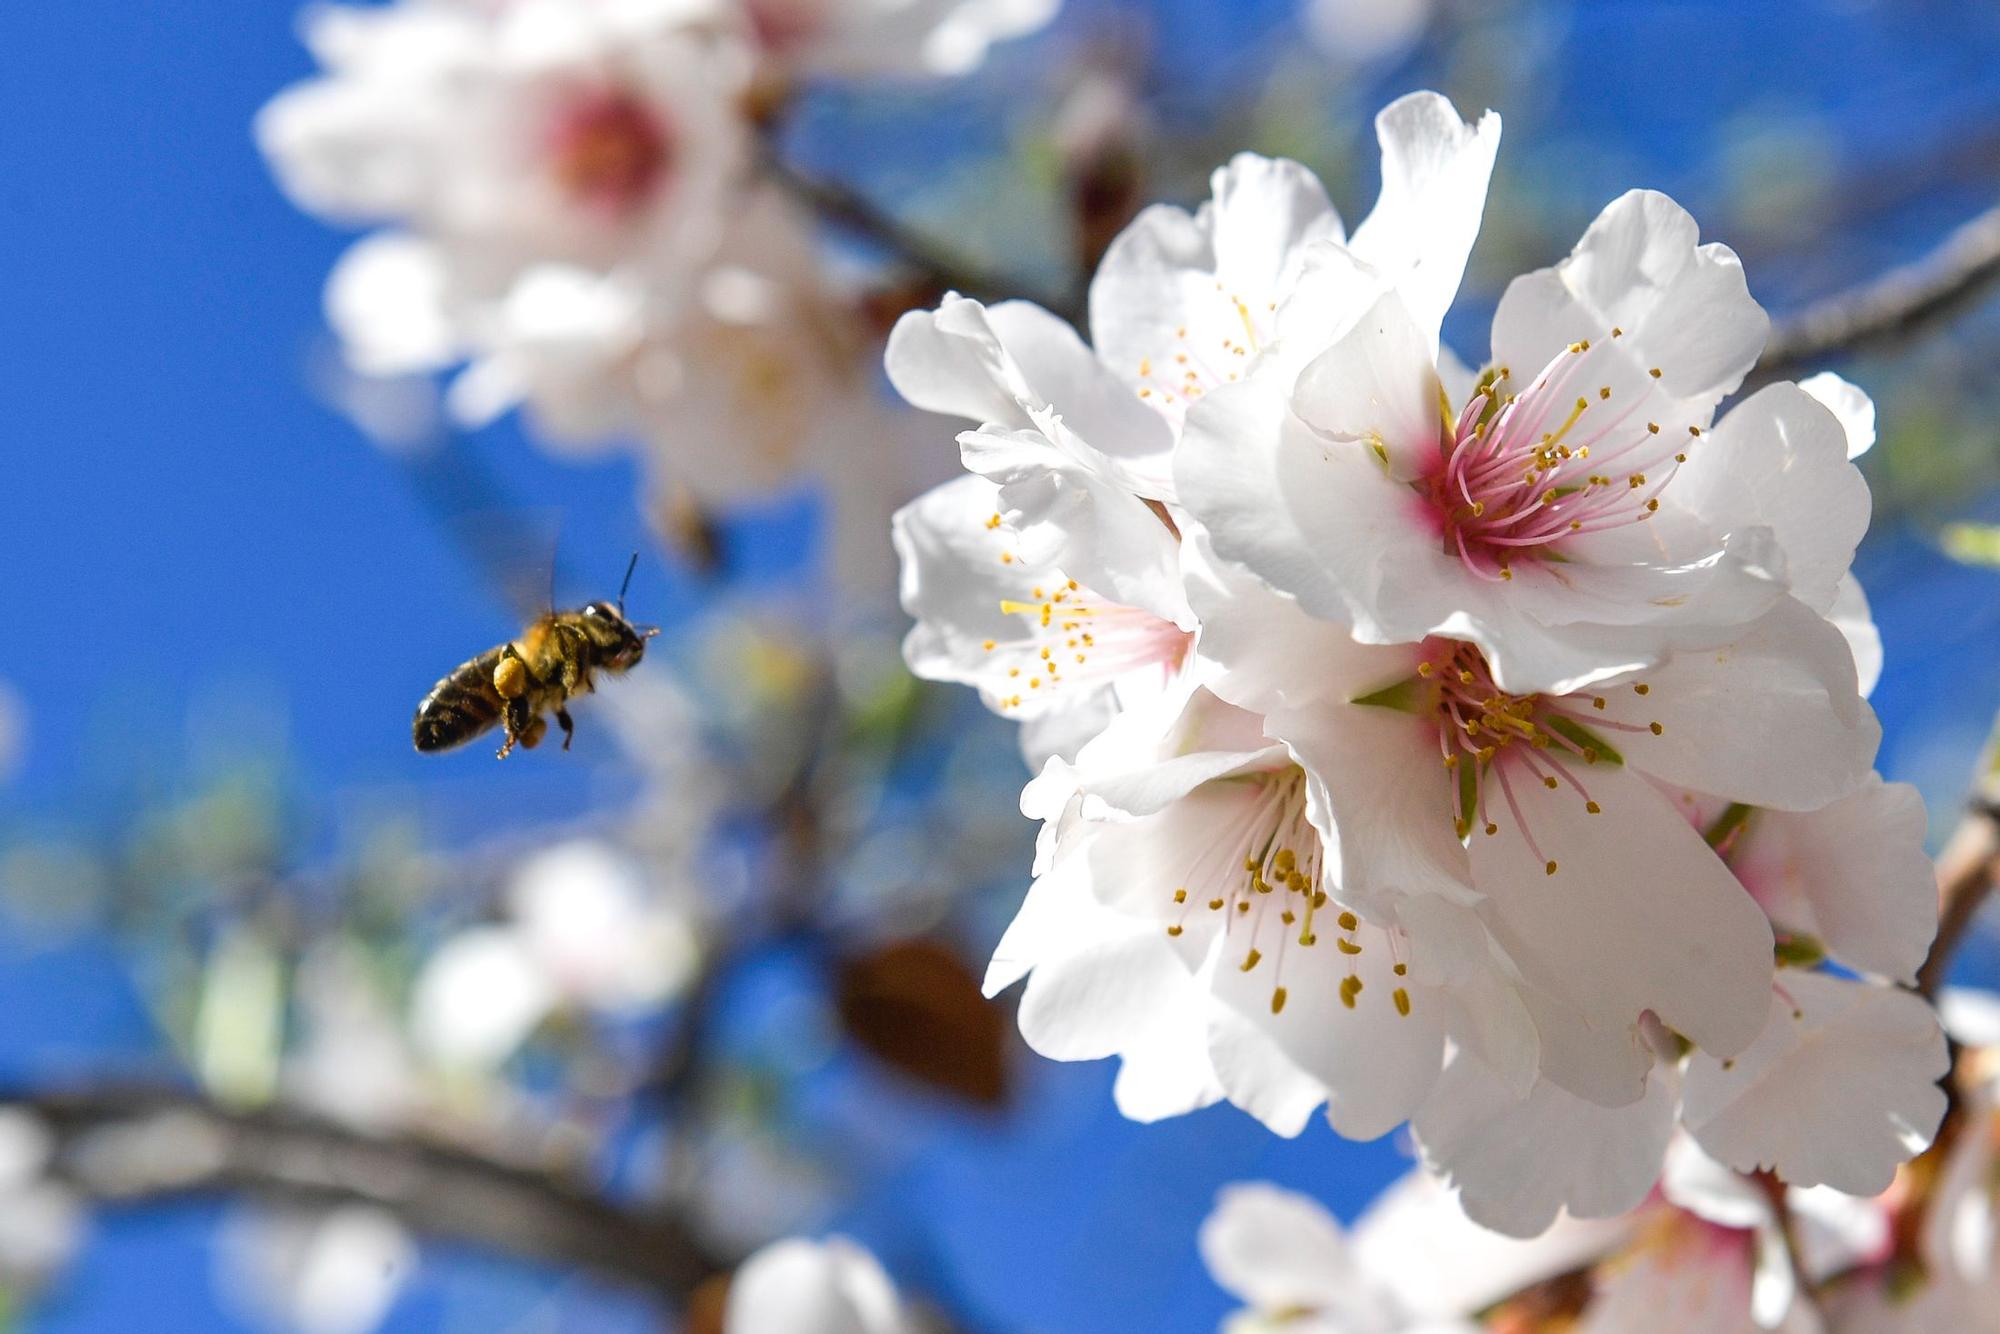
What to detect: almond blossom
<box><xmin>888</xmin><ymin>295</ymin><xmax>1195</xmax><ymax>762</ymax></box>
<box><xmin>887</xmin><ymin>96</ymin><xmax>1501</xmax><ymax>760</ymax></box>
<box><xmin>1199</xmin><ymin>1176</ymin><xmax>1626</xmax><ymax>1333</ymax></box>
<box><xmin>724</xmin><ymin>1235</ymin><xmax>915</xmax><ymax>1334</ymax></box>
<box><xmin>1176</xmin><ymin>103</ymin><xmax>1871</xmax><ymax>697</ymax></box>
<box><xmin>259</xmin><ymin>0</ymin><xmax>750</xmax><ymax>373</ymax></box>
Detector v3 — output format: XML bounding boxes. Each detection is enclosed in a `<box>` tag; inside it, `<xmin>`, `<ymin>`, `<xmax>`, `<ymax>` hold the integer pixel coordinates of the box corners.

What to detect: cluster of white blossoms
<box><xmin>1204</xmin><ymin>987</ymin><xmax>2000</xmax><ymax>1333</ymax></box>
<box><xmin>257</xmin><ymin>0</ymin><xmax>1056</xmax><ymax>509</ymax></box>
<box><xmin>890</xmin><ymin>91</ymin><xmax>1947</xmax><ymax>1235</ymax></box>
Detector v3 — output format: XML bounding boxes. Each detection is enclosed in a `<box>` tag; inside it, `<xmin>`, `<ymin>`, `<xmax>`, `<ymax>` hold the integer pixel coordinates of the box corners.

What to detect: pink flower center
<box><xmin>548</xmin><ymin>88</ymin><xmax>672</xmax><ymax>217</ymax></box>
<box><xmin>1418</xmin><ymin>638</ymin><xmax>1663</xmax><ymax>876</ymax></box>
<box><xmin>1431</xmin><ymin>337</ymin><xmax>1702</xmax><ymax>582</ymax></box>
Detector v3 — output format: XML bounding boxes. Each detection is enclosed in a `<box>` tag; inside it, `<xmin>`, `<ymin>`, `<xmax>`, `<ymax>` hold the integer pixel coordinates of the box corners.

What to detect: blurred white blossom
<box><xmin>724</xmin><ymin>1234</ymin><xmax>915</xmax><ymax>1334</ymax></box>
<box><xmin>220</xmin><ymin>1205</ymin><xmax>417</xmax><ymax>1334</ymax></box>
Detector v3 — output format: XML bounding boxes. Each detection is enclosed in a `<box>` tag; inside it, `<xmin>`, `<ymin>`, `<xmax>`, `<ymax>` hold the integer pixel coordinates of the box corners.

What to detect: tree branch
<box><xmin>1754</xmin><ymin>200</ymin><xmax>2000</xmax><ymax>383</ymax></box>
<box><xmin>764</xmin><ymin>152</ymin><xmax>1086</xmax><ymax>325</ymax></box>
<box><xmin>1918</xmin><ymin>796</ymin><xmax>2000</xmax><ymax>999</ymax></box>
<box><xmin>12</xmin><ymin>1084</ymin><xmax>727</xmax><ymax>1304</ymax></box>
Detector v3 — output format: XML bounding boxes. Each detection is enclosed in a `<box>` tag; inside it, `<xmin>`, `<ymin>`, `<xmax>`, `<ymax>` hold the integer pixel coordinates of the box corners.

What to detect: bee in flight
<box><xmin>413</xmin><ymin>554</ymin><xmax>659</xmax><ymax>758</ymax></box>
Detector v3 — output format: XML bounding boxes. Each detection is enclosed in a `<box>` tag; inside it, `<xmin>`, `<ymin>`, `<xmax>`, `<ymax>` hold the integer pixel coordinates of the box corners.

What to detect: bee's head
<box><xmin>581</xmin><ymin>600</ymin><xmax>658</xmax><ymax>670</ymax></box>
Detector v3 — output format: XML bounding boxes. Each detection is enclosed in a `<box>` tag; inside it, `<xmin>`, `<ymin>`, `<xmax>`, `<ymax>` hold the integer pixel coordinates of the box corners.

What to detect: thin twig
<box><xmin>763</xmin><ymin>151</ymin><xmax>1086</xmax><ymax>325</ymax></box>
<box><xmin>1754</xmin><ymin>200</ymin><xmax>2000</xmax><ymax>384</ymax></box>
<box><xmin>14</xmin><ymin>1084</ymin><xmax>727</xmax><ymax>1304</ymax></box>
<box><xmin>1918</xmin><ymin>797</ymin><xmax>2000</xmax><ymax>1000</ymax></box>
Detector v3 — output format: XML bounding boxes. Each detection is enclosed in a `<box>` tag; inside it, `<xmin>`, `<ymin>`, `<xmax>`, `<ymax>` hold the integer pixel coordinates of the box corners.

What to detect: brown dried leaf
<box><xmin>836</xmin><ymin>939</ymin><xmax>1008</xmax><ymax>1106</ymax></box>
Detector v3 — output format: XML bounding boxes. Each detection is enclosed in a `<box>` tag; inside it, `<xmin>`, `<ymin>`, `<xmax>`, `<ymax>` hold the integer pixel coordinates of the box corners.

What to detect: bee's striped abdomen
<box><xmin>413</xmin><ymin>646</ymin><xmax>507</xmax><ymax>752</ymax></box>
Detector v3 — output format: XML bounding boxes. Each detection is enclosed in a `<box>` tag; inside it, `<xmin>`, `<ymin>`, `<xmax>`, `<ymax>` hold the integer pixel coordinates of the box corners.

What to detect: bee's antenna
<box><xmin>617</xmin><ymin>550</ymin><xmax>639</xmax><ymax>615</ymax></box>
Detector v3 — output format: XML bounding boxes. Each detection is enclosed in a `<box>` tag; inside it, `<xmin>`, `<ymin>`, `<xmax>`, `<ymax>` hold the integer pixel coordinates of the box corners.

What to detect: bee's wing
<box><xmin>443</xmin><ymin>508</ymin><xmax>567</xmax><ymax>623</ymax></box>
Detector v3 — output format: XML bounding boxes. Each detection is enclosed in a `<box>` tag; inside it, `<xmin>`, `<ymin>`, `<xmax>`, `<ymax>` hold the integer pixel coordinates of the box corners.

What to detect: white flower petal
<box><xmin>1829</xmin><ymin>574</ymin><xmax>1882</xmax><ymax>698</ymax></box>
<box><xmin>1469</xmin><ymin>760</ymin><xmax>1775</xmax><ymax>1061</ymax></box>
<box><xmin>1490</xmin><ymin>190</ymin><xmax>1768</xmax><ymax>414</ymax></box>
<box><xmin>1799</xmin><ymin>371</ymin><xmax>1876</xmax><ymax>459</ymax></box>
<box><xmin>1208</xmin><ymin>920</ymin><xmax>1447</xmax><ymax>1141</ymax></box>
<box><xmin>1200</xmin><ymin>1182</ymin><xmax>1354</xmax><ymax>1312</ymax></box>
<box><xmin>1352</xmin><ymin>1168</ymin><xmax>1631</xmax><ymax>1321</ymax></box>
<box><xmin>1091</xmin><ymin>153</ymin><xmax>1345</xmax><ymax>414</ymax></box>
<box><xmin>1415</xmin><ymin>1053</ymin><xmax>1678</xmax><ymax>1237</ymax></box>
<box><xmin>725</xmin><ymin>1236</ymin><xmax>909</xmax><ymax>1334</ymax></box>
<box><xmin>1682</xmin><ymin>972</ymin><xmax>1948</xmax><ymax>1196</ymax></box>
<box><xmin>1347</xmin><ymin>92</ymin><xmax>1502</xmax><ymax>347</ymax></box>
<box><xmin>1672</xmin><ymin>382</ymin><xmax>1870</xmax><ymax>615</ymax></box>
<box><xmin>1727</xmin><ymin>778</ymin><xmax>1936</xmax><ymax>984</ymax></box>
<box><xmin>1603</xmin><ymin>598</ymin><xmax>1879</xmax><ymax>813</ymax></box>
<box><xmin>326</xmin><ymin>233</ymin><xmax>461</xmax><ymax>376</ymax></box>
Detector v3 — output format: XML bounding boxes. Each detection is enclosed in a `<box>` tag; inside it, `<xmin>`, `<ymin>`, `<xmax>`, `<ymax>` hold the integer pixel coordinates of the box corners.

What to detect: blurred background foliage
<box><xmin>6</xmin><ymin>0</ymin><xmax>2000</xmax><ymax>1329</ymax></box>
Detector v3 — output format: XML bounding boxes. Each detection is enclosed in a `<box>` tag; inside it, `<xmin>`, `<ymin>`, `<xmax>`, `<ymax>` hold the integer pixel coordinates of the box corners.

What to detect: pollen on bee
<box><xmin>493</xmin><ymin>655</ymin><xmax>528</xmax><ymax>699</ymax></box>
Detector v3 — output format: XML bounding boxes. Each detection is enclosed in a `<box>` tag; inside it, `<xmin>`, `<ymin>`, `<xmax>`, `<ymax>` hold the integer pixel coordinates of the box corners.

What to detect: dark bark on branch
<box><xmin>12</xmin><ymin>1084</ymin><xmax>727</xmax><ymax>1304</ymax></box>
<box><xmin>1754</xmin><ymin>201</ymin><xmax>2000</xmax><ymax>384</ymax></box>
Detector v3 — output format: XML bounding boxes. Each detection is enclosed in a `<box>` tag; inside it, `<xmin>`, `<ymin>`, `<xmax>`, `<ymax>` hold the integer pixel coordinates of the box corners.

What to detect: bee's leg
<box><xmin>555</xmin><ymin>706</ymin><xmax>575</xmax><ymax>752</ymax></box>
<box><xmin>497</xmin><ymin>693</ymin><xmax>534</xmax><ymax>759</ymax></box>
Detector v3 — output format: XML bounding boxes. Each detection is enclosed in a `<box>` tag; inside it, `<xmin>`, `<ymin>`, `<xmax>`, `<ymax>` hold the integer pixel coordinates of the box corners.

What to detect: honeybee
<box><xmin>413</xmin><ymin>555</ymin><xmax>658</xmax><ymax>758</ymax></box>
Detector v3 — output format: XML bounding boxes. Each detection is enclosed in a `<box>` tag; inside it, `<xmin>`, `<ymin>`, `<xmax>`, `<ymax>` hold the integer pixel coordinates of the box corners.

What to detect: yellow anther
<box><xmin>1393</xmin><ymin>988</ymin><xmax>1412</xmax><ymax>1017</ymax></box>
<box><xmin>1416</xmin><ymin>661</ymin><xmax>1435</xmax><ymax>677</ymax></box>
<box><xmin>1542</xmin><ymin>775</ymin><xmax>1558</xmax><ymax>790</ymax></box>
<box><xmin>1633</xmin><ymin>683</ymin><xmax>1650</xmax><ymax>696</ymax></box>
<box><xmin>1208</xmin><ymin>898</ymin><xmax>1225</xmax><ymax>911</ymax></box>
<box><xmin>1236</xmin><ymin>901</ymin><xmax>1250</xmax><ymax>914</ymax></box>
<box><xmin>1484</xmin><ymin>821</ymin><xmax>1499</xmax><ymax>836</ymax></box>
<box><xmin>1650</xmin><ymin>721</ymin><xmax>1664</xmax><ymax>735</ymax></box>
<box><xmin>1545</xmin><ymin>860</ymin><xmax>1558</xmax><ymax>876</ymax></box>
<box><xmin>1393</xmin><ymin>962</ymin><xmax>1407</xmax><ymax>976</ymax></box>
<box><xmin>1586</xmin><ymin>800</ymin><xmax>1601</xmax><ymax>814</ymax></box>
<box><xmin>1337</xmin><ymin>939</ymin><xmax>1362</xmax><ymax>955</ymax></box>
<box><xmin>1599</xmin><ymin>386</ymin><xmax>1612</xmax><ymax>400</ymax></box>
<box><xmin>1337</xmin><ymin>911</ymin><xmax>1358</xmax><ymax>931</ymax></box>
<box><xmin>1647</xmin><ymin>422</ymin><xmax>1660</xmax><ymax>434</ymax></box>
<box><xmin>1173</xmin><ymin>888</ymin><xmax>1187</xmax><ymax>904</ymax></box>
<box><xmin>1649</xmin><ymin>367</ymin><xmax>1663</xmax><ymax>378</ymax></box>
<box><xmin>1240</xmin><ymin>948</ymin><xmax>1262</xmax><ymax>972</ymax></box>
<box><xmin>1689</xmin><ymin>426</ymin><xmax>1702</xmax><ymax>437</ymax></box>
<box><xmin>1271</xmin><ymin>987</ymin><xmax>1288</xmax><ymax>1014</ymax></box>
<box><xmin>1166</xmin><ymin>924</ymin><xmax>1183</xmax><ymax>937</ymax></box>
<box><xmin>982</xmin><ymin>639</ymin><xmax>995</xmax><ymax>651</ymax></box>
